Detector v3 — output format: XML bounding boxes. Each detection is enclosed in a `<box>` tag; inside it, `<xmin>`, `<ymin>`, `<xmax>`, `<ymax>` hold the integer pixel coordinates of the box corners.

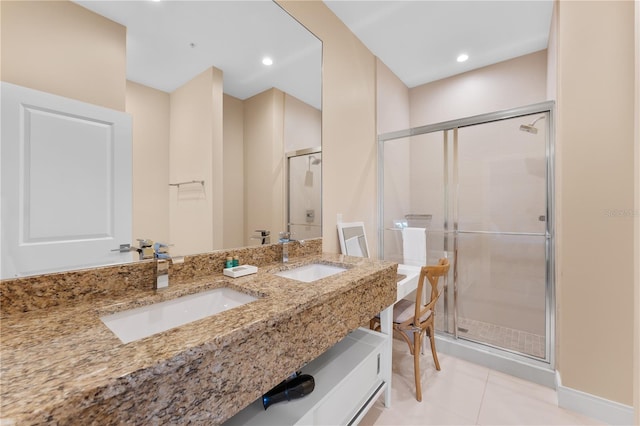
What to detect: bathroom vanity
<box><xmin>0</xmin><ymin>242</ymin><xmax>396</xmax><ymax>425</ymax></box>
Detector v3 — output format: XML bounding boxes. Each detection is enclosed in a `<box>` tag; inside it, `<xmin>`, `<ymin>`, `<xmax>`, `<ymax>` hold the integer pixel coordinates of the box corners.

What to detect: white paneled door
<box><xmin>1</xmin><ymin>83</ymin><xmax>132</xmax><ymax>278</ymax></box>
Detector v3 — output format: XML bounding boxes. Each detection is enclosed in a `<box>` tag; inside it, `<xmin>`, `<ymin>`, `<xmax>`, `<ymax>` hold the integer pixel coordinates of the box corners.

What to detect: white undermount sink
<box><xmin>274</xmin><ymin>263</ymin><xmax>347</xmax><ymax>283</ymax></box>
<box><xmin>100</xmin><ymin>287</ymin><xmax>258</xmax><ymax>344</ymax></box>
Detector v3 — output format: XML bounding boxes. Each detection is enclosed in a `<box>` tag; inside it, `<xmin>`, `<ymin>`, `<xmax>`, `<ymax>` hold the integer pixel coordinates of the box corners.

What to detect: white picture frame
<box><xmin>337</xmin><ymin>221</ymin><xmax>370</xmax><ymax>258</ymax></box>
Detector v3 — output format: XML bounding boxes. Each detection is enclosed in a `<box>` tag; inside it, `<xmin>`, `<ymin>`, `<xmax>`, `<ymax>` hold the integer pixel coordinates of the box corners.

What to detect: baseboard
<box><xmin>435</xmin><ymin>335</ymin><xmax>556</xmax><ymax>388</ymax></box>
<box><xmin>556</xmin><ymin>372</ymin><xmax>635</xmax><ymax>425</ymax></box>
<box><xmin>435</xmin><ymin>335</ymin><xmax>636</xmax><ymax>425</ymax></box>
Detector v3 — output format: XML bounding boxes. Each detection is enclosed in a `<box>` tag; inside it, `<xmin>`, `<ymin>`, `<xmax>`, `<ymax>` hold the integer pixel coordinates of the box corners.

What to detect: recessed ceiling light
<box><xmin>457</xmin><ymin>53</ymin><xmax>469</xmax><ymax>63</ymax></box>
<box><xmin>262</xmin><ymin>57</ymin><xmax>273</xmax><ymax>66</ymax></box>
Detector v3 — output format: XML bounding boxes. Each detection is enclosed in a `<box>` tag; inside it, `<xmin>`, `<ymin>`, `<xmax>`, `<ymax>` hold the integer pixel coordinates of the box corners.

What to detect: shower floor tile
<box><xmin>434</xmin><ymin>315</ymin><xmax>546</xmax><ymax>359</ymax></box>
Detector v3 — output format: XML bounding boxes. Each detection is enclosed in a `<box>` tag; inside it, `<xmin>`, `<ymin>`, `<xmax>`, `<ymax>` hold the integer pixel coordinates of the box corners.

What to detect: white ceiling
<box><xmin>324</xmin><ymin>0</ymin><xmax>554</xmax><ymax>88</ymax></box>
<box><xmin>74</xmin><ymin>1</ymin><xmax>322</xmax><ymax>109</ymax></box>
<box><xmin>75</xmin><ymin>1</ymin><xmax>553</xmax><ymax>110</ymax></box>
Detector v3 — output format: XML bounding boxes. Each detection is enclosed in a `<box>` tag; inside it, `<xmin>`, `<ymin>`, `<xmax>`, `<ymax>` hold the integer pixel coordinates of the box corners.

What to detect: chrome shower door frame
<box><xmin>378</xmin><ymin>101</ymin><xmax>556</xmax><ymax>368</ymax></box>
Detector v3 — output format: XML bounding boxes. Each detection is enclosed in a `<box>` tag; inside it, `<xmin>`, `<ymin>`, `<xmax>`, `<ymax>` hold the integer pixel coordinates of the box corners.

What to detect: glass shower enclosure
<box><xmin>378</xmin><ymin>102</ymin><xmax>555</xmax><ymax>366</ymax></box>
<box><xmin>286</xmin><ymin>147</ymin><xmax>322</xmax><ymax>240</ymax></box>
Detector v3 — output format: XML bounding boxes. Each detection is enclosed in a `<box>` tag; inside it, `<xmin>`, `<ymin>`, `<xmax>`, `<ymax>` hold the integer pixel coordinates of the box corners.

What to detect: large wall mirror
<box><xmin>0</xmin><ymin>1</ymin><xmax>321</xmax><ymax>278</ymax></box>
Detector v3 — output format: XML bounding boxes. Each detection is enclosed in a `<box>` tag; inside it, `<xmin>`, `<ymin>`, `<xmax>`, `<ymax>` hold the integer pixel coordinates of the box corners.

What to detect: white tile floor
<box><xmin>359</xmin><ymin>337</ymin><xmax>603</xmax><ymax>425</ymax></box>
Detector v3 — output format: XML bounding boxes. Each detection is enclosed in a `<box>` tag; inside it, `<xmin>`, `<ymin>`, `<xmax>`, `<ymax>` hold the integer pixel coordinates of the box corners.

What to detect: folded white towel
<box><xmin>402</xmin><ymin>227</ymin><xmax>427</xmax><ymax>266</ymax></box>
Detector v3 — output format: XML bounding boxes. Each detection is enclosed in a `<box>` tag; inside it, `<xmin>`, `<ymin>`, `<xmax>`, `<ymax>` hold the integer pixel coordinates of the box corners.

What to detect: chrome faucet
<box><xmin>279</xmin><ymin>231</ymin><xmax>291</xmax><ymax>263</ymax></box>
<box><xmin>154</xmin><ymin>258</ymin><xmax>169</xmax><ymax>289</ymax></box>
<box><xmin>252</xmin><ymin>230</ymin><xmax>271</xmax><ymax>245</ymax></box>
<box><xmin>279</xmin><ymin>232</ymin><xmax>306</xmax><ymax>263</ymax></box>
<box><xmin>153</xmin><ymin>242</ymin><xmax>171</xmax><ymax>289</ymax></box>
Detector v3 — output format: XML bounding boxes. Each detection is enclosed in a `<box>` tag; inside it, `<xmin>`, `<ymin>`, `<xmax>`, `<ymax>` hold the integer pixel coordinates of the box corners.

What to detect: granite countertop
<box><xmin>0</xmin><ymin>253</ymin><xmax>397</xmax><ymax>425</ymax></box>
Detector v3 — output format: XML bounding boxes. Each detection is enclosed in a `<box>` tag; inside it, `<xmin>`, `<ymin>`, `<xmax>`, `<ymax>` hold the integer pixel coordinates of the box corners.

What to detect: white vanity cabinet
<box><xmin>225</xmin><ymin>327</ymin><xmax>389</xmax><ymax>426</ymax></box>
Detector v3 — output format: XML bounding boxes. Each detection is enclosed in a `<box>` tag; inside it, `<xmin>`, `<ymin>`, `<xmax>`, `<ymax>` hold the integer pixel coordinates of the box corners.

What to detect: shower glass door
<box><xmin>379</xmin><ymin>103</ymin><xmax>554</xmax><ymax>364</ymax></box>
<box><xmin>286</xmin><ymin>149</ymin><xmax>322</xmax><ymax>240</ymax></box>
<box><xmin>454</xmin><ymin>113</ymin><xmax>549</xmax><ymax>360</ymax></box>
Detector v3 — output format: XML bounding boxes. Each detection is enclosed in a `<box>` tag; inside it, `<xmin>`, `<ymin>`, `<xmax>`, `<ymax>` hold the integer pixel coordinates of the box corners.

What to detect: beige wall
<box><xmin>635</xmin><ymin>1</ymin><xmax>640</xmax><ymax>422</ymax></box>
<box><xmin>556</xmin><ymin>0</ymin><xmax>635</xmax><ymax>406</ymax></box>
<box><xmin>126</xmin><ymin>82</ymin><xmax>170</xmax><ymax>245</ymax></box>
<box><xmin>244</xmin><ymin>88</ymin><xmax>286</xmax><ymax>246</ymax></box>
<box><xmin>223</xmin><ymin>94</ymin><xmax>246</xmax><ymax>249</ymax></box>
<box><xmin>0</xmin><ymin>0</ymin><xmax>126</xmax><ymax>111</ymax></box>
<box><xmin>410</xmin><ymin>51</ymin><xmax>547</xmax><ymax>127</ymax></box>
<box><xmin>376</xmin><ymin>58</ymin><xmax>411</xmax><ymax>261</ymax></box>
<box><xmin>279</xmin><ymin>1</ymin><xmax>378</xmax><ymax>256</ymax></box>
<box><xmin>546</xmin><ymin>1</ymin><xmax>558</xmax><ymax>102</ymax></box>
<box><xmin>376</xmin><ymin>59</ymin><xmax>410</xmax><ymax>135</ymax></box>
<box><xmin>169</xmin><ymin>67</ymin><xmax>224</xmax><ymax>256</ymax></box>
<box><xmin>211</xmin><ymin>69</ymin><xmax>225</xmax><ymax>251</ymax></box>
<box><xmin>284</xmin><ymin>94</ymin><xmax>321</xmax><ymax>153</ymax></box>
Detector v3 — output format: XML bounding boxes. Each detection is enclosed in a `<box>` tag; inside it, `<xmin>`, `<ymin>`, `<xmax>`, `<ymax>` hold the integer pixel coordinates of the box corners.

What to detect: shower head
<box><xmin>519</xmin><ymin>116</ymin><xmax>546</xmax><ymax>134</ymax></box>
<box><xmin>305</xmin><ymin>155</ymin><xmax>320</xmax><ymax>186</ymax></box>
<box><xmin>304</xmin><ymin>170</ymin><xmax>314</xmax><ymax>186</ymax></box>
